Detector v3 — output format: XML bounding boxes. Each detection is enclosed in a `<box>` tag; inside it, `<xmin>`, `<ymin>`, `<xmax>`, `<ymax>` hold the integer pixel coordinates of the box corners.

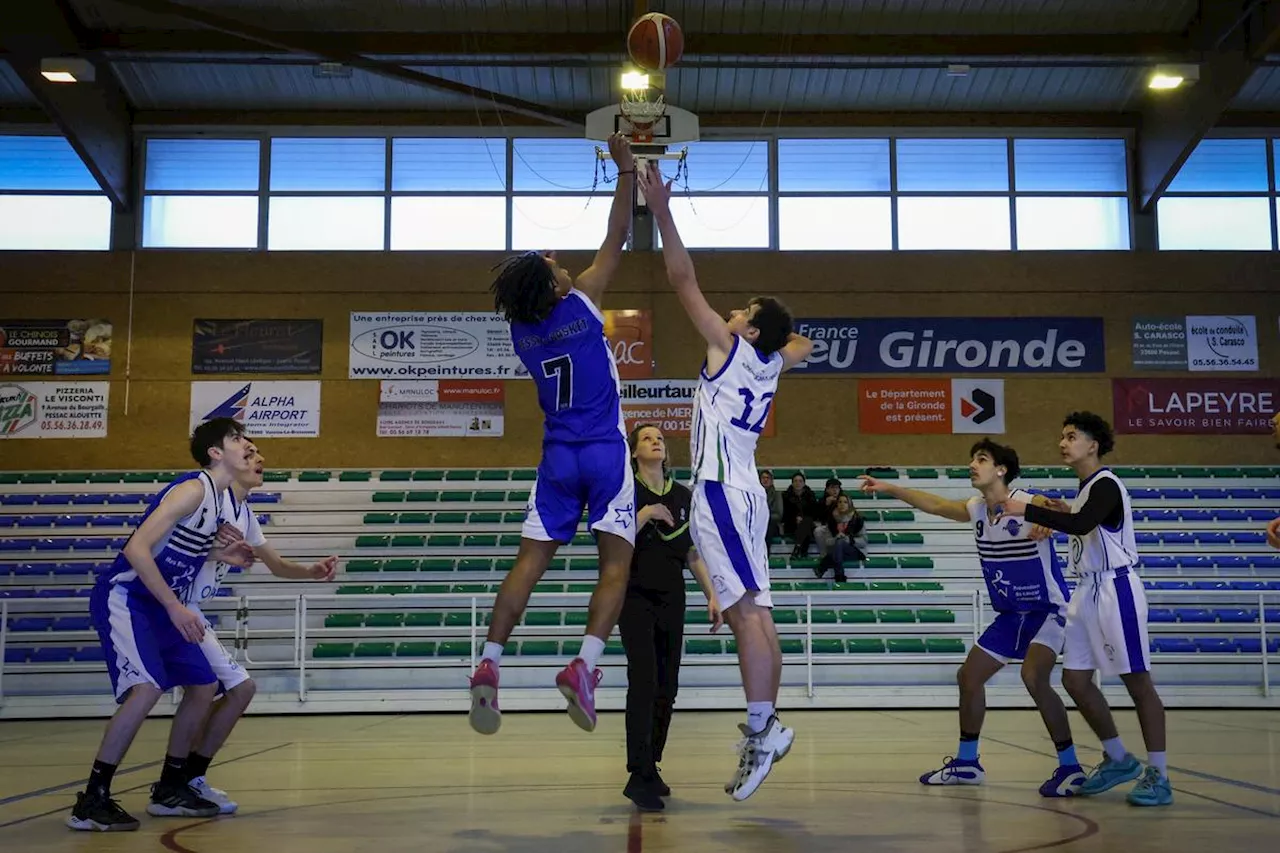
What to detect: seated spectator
<box><xmin>816</xmin><ymin>478</ymin><xmax>843</xmax><ymax>526</ymax></box>
<box><xmin>813</xmin><ymin>494</ymin><xmax>867</xmax><ymax>583</ymax></box>
<box><xmin>759</xmin><ymin>470</ymin><xmax>783</xmax><ymax>543</ymax></box>
<box><xmin>782</xmin><ymin>472</ymin><xmax>819</xmax><ymax>558</ymax></box>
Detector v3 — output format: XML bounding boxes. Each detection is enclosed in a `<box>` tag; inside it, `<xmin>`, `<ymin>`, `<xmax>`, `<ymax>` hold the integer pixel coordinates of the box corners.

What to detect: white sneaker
<box><xmin>725</xmin><ymin>715</ymin><xmax>795</xmax><ymax>802</ymax></box>
<box><xmin>188</xmin><ymin>777</ymin><xmax>237</xmax><ymax>815</ymax></box>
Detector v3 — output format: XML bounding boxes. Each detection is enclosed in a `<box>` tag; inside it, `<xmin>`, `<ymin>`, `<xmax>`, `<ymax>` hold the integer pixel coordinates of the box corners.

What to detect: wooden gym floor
<box><xmin>1</xmin><ymin>709</ymin><xmax>1277</xmax><ymax>851</ymax></box>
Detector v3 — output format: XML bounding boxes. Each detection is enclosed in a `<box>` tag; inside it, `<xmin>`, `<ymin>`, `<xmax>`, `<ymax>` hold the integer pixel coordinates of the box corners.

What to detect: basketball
<box><xmin>627</xmin><ymin>12</ymin><xmax>684</xmax><ymax>71</ymax></box>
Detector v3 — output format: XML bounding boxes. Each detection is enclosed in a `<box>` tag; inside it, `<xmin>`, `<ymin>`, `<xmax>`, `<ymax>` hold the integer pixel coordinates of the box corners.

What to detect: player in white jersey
<box><xmin>179</xmin><ymin>444</ymin><xmax>338</xmax><ymax>814</ymax></box>
<box><xmin>859</xmin><ymin>439</ymin><xmax>1085</xmax><ymax>797</ymax></box>
<box><xmin>638</xmin><ymin>163</ymin><xmax>813</xmax><ymax>802</ymax></box>
<box><xmin>1004</xmin><ymin>412</ymin><xmax>1172</xmax><ymax>807</ymax></box>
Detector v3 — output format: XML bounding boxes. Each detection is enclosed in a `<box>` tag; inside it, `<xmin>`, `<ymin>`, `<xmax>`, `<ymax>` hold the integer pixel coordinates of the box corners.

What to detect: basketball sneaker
<box><xmin>651</xmin><ymin>765</ymin><xmax>671</xmax><ymax>797</ymax></box>
<box><xmin>725</xmin><ymin>715</ymin><xmax>795</xmax><ymax>802</ymax></box>
<box><xmin>66</xmin><ymin>790</ymin><xmax>141</xmax><ymax>832</ymax></box>
<box><xmin>468</xmin><ymin>658</ymin><xmax>502</xmax><ymax>735</ymax></box>
<box><xmin>1078</xmin><ymin>752</ymin><xmax>1142</xmax><ymax>796</ymax></box>
<box><xmin>920</xmin><ymin>756</ymin><xmax>985</xmax><ymax>786</ymax></box>
<box><xmin>555</xmin><ymin>657</ymin><xmax>603</xmax><ymax>732</ymax></box>
<box><xmin>189</xmin><ymin>776</ymin><xmax>238</xmax><ymax>814</ymax></box>
<box><xmin>1039</xmin><ymin>764</ymin><xmax>1087</xmax><ymax>797</ymax></box>
<box><xmin>146</xmin><ymin>781</ymin><xmax>221</xmax><ymax>818</ymax></box>
<box><xmin>1125</xmin><ymin>766</ymin><xmax>1173</xmax><ymax>807</ymax></box>
<box><xmin>623</xmin><ymin>772</ymin><xmax>664</xmax><ymax>812</ymax></box>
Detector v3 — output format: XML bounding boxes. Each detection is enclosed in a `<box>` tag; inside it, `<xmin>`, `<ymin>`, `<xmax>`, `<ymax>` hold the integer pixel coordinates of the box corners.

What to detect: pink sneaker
<box><xmin>555</xmin><ymin>658</ymin><xmax>604</xmax><ymax>732</ymax></box>
<box><xmin>468</xmin><ymin>659</ymin><xmax>501</xmax><ymax>735</ymax></box>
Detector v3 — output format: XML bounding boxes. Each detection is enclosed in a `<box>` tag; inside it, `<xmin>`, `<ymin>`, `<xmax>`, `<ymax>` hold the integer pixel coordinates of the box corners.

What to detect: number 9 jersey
<box><xmin>689</xmin><ymin>334</ymin><xmax>784</xmax><ymax>495</ymax></box>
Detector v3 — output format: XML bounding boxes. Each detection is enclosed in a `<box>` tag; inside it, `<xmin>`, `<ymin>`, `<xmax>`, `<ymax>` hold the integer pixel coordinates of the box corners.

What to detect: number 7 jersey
<box><xmin>690</xmin><ymin>335</ymin><xmax>783</xmax><ymax>494</ymax></box>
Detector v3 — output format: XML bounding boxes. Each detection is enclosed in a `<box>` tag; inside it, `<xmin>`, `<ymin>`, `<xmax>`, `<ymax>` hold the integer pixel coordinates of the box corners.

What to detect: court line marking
<box><xmin>0</xmin><ymin>741</ymin><xmax>293</xmax><ymax>829</ymax></box>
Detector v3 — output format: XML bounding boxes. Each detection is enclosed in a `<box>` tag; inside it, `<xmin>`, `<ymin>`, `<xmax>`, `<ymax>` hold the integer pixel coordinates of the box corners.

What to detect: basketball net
<box><xmin>620</xmin><ymin>92</ymin><xmax>666</xmax><ymax>143</ymax></box>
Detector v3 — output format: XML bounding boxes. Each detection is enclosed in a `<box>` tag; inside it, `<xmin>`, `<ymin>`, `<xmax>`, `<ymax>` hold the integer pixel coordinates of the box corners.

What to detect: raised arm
<box><xmin>636</xmin><ymin>162</ymin><xmax>734</xmax><ymax>356</ymax></box>
<box><xmin>573</xmin><ymin>133</ymin><xmax>635</xmax><ymax>307</ymax></box>
<box><xmin>857</xmin><ymin>475</ymin><xmax>971</xmax><ymax>523</ymax></box>
<box><xmin>778</xmin><ymin>333</ymin><xmax>814</xmax><ymax>372</ymax></box>
<box><xmin>1011</xmin><ymin>477</ymin><xmax>1122</xmax><ymax>536</ymax></box>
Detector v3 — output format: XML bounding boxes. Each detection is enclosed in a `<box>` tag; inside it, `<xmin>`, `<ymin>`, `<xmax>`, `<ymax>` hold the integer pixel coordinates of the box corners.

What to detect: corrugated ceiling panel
<box><xmin>1232</xmin><ymin>67</ymin><xmax>1280</xmax><ymax>111</ymax></box>
<box><xmin>0</xmin><ymin>62</ymin><xmax>36</xmax><ymax>106</ymax></box>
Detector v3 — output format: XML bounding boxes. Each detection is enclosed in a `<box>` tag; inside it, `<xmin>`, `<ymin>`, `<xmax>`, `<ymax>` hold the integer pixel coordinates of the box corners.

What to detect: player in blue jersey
<box><xmin>859</xmin><ymin>439</ymin><xmax>1086</xmax><ymax>797</ymax></box>
<box><xmin>67</xmin><ymin>418</ymin><xmax>257</xmax><ymax>832</ymax></box>
<box><xmin>468</xmin><ymin>133</ymin><xmax>637</xmax><ymax>736</ymax></box>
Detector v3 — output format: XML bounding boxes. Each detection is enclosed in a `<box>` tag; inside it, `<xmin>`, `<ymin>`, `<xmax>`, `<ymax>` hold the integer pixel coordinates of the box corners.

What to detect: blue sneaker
<box><xmin>920</xmin><ymin>756</ymin><xmax>984</xmax><ymax>786</ymax></box>
<box><xmin>1079</xmin><ymin>752</ymin><xmax>1143</xmax><ymax>796</ymax></box>
<box><xmin>1039</xmin><ymin>763</ymin><xmax>1087</xmax><ymax>797</ymax></box>
<box><xmin>1126</xmin><ymin>766</ymin><xmax>1173</xmax><ymax>807</ymax></box>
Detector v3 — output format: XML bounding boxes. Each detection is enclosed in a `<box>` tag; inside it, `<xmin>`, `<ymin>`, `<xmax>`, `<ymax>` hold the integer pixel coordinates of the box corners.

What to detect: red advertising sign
<box><xmin>1112</xmin><ymin>378</ymin><xmax>1279</xmax><ymax>434</ymax></box>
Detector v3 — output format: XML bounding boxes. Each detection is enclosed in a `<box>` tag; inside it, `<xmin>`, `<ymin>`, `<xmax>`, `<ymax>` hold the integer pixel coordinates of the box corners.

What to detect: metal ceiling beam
<box><xmin>1137</xmin><ymin>0</ymin><xmax>1280</xmax><ymax>212</ymax></box>
<box><xmin>102</xmin><ymin>0</ymin><xmax>581</xmax><ymax>128</ymax></box>
<box><xmin>3</xmin><ymin>1</ymin><xmax>133</xmax><ymax>209</ymax></box>
<box><xmin>86</xmin><ymin>30</ymin><xmax>1198</xmax><ymax>61</ymax></box>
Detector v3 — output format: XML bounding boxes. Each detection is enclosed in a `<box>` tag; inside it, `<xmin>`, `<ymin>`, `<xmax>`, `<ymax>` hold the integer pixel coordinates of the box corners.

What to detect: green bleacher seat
<box><xmin>877</xmin><ymin>609</ymin><xmax>916</xmax><ymax>623</ymax></box>
<box><xmin>493</xmin><ymin>558</ymin><xmax>516</xmax><ymax>571</ymax></box>
<box><xmin>772</xmin><ymin>609</ymin><xmax>799</xmax><ymax>624</ymax></box>
<box><xmin>1046</xmin><ymin>468</ymin><xmax>1075</xmax><ymax>478</ymax></box>
<box><xmin>478</xmin><ymin>470</ymin><xmax>509</xmax><ymax>482</ymax></box>
<box><xmin>437</xmin><ymin>641</ymin><xmax>473</xmax><ymax>657</ymax></box>
<box><xmin>0</xmin><ymin>472</ymin><xmax>22</xmax><ymax>485</ymax></box>
<box><xmin>431</xmin><ymin>512</ymin><xmax>465</xmax><ymax>524</ymax></box>
<box><xmin>791</xmin><ymin>557</ymin><xmax>819</xmax><ymax>569</ymax></box>
<box><xmin>813</xmin><ymin>639</ymin><xmax>844</xmax><ymax>654</ymax></box>
<box><xmin>455</xmin><ymin>558</ymin><xmax>489</xmax><ymax>572</ymax></box>
<box><xmin>773</xmin><ymin>582</ymin><xmax>794</xmax><ymax>591</ymax></box>
<box><xmin>510</xmin><ymin>469</ymin><xmax>537</xmax><ymax>481</ymax></box>
<box><xmin>451</xmin><ymin>583</ymin><xmax>487</xmax><ymax>593</ymax></box>
<box><xmin>881</xmin><ymin>510</ymin><xmax>915</xmax><ymax>522</ymax></box>
<box><xmin>1112</xmin><ymin>467</ymin><xmax>1146</xmax><ymax>478</ymax></box>
<box><xmin>323</xmin><ymin>614</ymin><xmax>364</xmax><ymax>628</ymax></box>
<box><xmin>375</xmin><ymin>585</ymin><xmax>413</xmax><ymax>595</ymax></box>
<box><xmin>373</xmin><ymin>492</ymin><xmax>406</xmax><ymax>503</ymax></box>
<box><xmin>354</xmin><ymin>642</ymin><xmax>395</xmax><ymax>657</ymax></box>
<box><xmin>398</xmin><ymin>512</ymin><xmax>431</xmax><ymax>524</ymax></box>
<box><xmin>793</xmin><ymin>581</ymin><xmax>827</xmax><ymax>591</ymax></box>
<box><xmin>804</xmin><ymin>468</ymin><xmax>834</xmax><ymax>480</ymax></box>
<box><xmin>413</xmin><ymin>584</ymin><xmax>451</xmax><ymax>595</ymax></box>
<box><xmin>356</xmin><ymin>535</ymin><xmax>390</xmax><ymax>548</ymax></box>
<box><xmin>299</xmin><ymin>471</ymin><xmax>331</xmax><ymax>482</ymax></box>
<box><xmin>412</xmin><ymin>470</ymin><xmax>444</xmax><ymax>481</ymax></box>
<box><xmin>445</xmin><ymin>612</ymin><xmax>474</xmax><ymax>627</ymax></box>
<box><xmin>834</xmin><ymin>467</ymin><xmax>861</xmax><ymax>479</ymax></box>
<box><xmin>1180</xmin><ymin>467</ymin><xmax>1210</xmax><ymax>478</ymax></box>
<box><xmin>507</xmin><ymin>490</ymin><xmax>531</xmax><ymax>502</ymax></box>
<box><xmin>502</xmin><ymin>512</ymin><xmax>524</xmax><ymax>524</ymax></box>
<box><xmin>865</xmin><ymin>468</ymin><xmax>898</xmax><ymax>479</ymax></box>
<box><xmin>391</xmin><ymin>535</ymin><xmax>425</xmax><ymax>548</ymax></box>
<box><xmin>926</xmin><ymin>638</ymin><xmax>966</xmax><ymax>653</ymax></box>
<box><xmin>839</xmin><ymin>609</ymin><xmax>876</xmax><ymax>623</ymax></box>
<box><xmin>499</xmin><ymin>534</ymin><xmax>522</xmax><ymax>547</ymax></box>
<box><xmin>780</xmin><ymin>639</ymin><xmax>804</xmax><ymax>654</ymax></box>
<box><xmin>673</xmin><ymin>467</ymin><xmax>691</xmax><ymax>480</ymax></box>
<box><xmin>55</xmin><ymin>472</ymin><xmax>89</xmax><ymax>484</ymax></box>
<box><xmin>547</xmin><ymin>558</ymin><xmax>569</xmax><ymax>571</ymax></box>
<box><xmin>888</xmin><ymin>638</ymin><xmax>927</xmax><ymax>653</ymax></box>
<box><xmin>768</xmin><ymin>557</ymin><xmax>789</xmax><ymax>570</ymax></box>
<box><xmin>833</xmin><ymin>582</ymin><xmax>867</xmax><ymax>591</ymax></box>
<box><xmin>428</xmin><ymin>534</ymin><xmax>462</xmax><ymax>547</ymax></box>
<box><xmin>898</xmin><ymin>557</ymin><xmax>935</xmax><ymax>569</ymax></box>
<box><xmin>383</xmin><ymin>559</ymin><xmax>419</xmax><ymax>572</ymax></box>
<box><xmin>866</xmin><ymin>533</ymin><xmax>889</xmax><ymax>546</ymax></box>
<box><xmin>465</xmin><ymin>535</ymin><xmax>498</xmax><ymax>547</ymax></box>
<box><xmin>346</xmin><ymin>559</ymin><xmax>382</xmax><ymax>573</ymax></box>
<box><xmin>525</xmin><ymin>611</ymin><xmax>562</xmax><ymax>627</ymax></box>
<box><xmin>890</xmin><ymin>532</ymin><xmax>925</xmax><ymax>545</ymax></box>
<box><xmin>567</xmin><ymin>583</ymin><xmax>595</xmax><ymax>593</ymax></box>
<box><xmin>851</xmin><ymin>491</ymin><xmax>877</xmax><ymax>501</ymax></box>
<box><xmin>870</xmin><ymin>582</ymin><xmax>906</xmax><ymax>592</ymax></box>
<box><xmin>408</xmin><ymin>490</ymin><xmax>441</xmax><ymax>502</ymax></box>
<box><xmin>440</xmin><ymin>491</ymin><xmax>470</xmax><ymax>503</ymax></box>
<box><xmin>88</xmin><ymin>473</ymin><xmax>122</xmax><ymax>483</ymax></box>
<box><xmin>420</xmin><ymin>558</ymin><xmax>455</xmax><ymax>571</ymax></box>
<box><xmin>864</xmin><ymin>557</ymin><xmax>896</xmax><ymax>569</ymax></box>
<box><xmin>396</xmin><ymin>642</ymin><xmax>437</xmax><ymax>657</ymax></box>
<box><xmin>571</xmin><ymin>533</ymin><xmax>594</xmax><ymax>546</ymax></box>
<box><xmin>906</xmin><ymin>468</ymin><xmax>938</xmax><ymax>479</ymax></box>
<box><xmin>263</xmin><ymin>471</ymin><xmax>290</xmax><ymax>483</ymax></box>
<box><xmin>605</xmin><ymin>640</ymin><xmax>625</xmax><ymax>656</ymax></box>
<box><xmin>860</xmin><ymin>511</ymin><xmax>882</xmax><ymax>523</ymax></box>
<box><xmin>340</xmin><ymin>471</ymin><xmax>372</xmax><ymax>482</ymax></box>
<box><xmin>906</xmin><ymin>581</ymin><xmax>944</xmax><ymax>591</ymax></box>
<box><xmin>337</xmin><ymin>585</ymin><xmax>375</xmax><ymax>595</ymax></box>
<box><xmin>313</xmin><ymin>643</ymin><xmax>354</xmax><ymax>658</ymax></box>
<box><xmin>945</xmin><ymin>467</ymin><xmax>970</xmax><ymax>479</ymax></box>
<box><xmin>521</xmin><ymin>641</ymin><xmax>561</xmax><ymax>655</ymax></box>
<box><xmin>686</xmin><ymin>609</ymin><xmax>710</xmax><ymax>624</ymax></box>
<box><xmin>565</xmin><ymin>611</ymin><xmax>590</xmax><ymax>626</ymax></box>
<box><xmin>379</xmin><ymin>470</ymin><xmax>413</xmax><ymax>481</ymax></box>
<box><xmin>364</xmin><ymin>513</ymin><xmax>398</xmax><ymax>524</ymax></box>
<box><xmin>687</xmin><ymin>639</ymin><xmax>722</xmax><ymax>654</ymax></box>
<box><xmin>848</xmin><ymin>638</ymin><xmax>885</xmax><ymax>653</ymax></box>
<box><xmin>365</xmin><ymin>613</ymin><xmax>405</xmax><ymax>628</ymax></box>
<box><xmin>1210</xmin><ymin>467</ymin><xmax>1245</xmax><ymax>478</ymax></box>
<box><xmin>406</xmin><ymin>612</ymin><xmax>443</xmax><ymax>627</ymax></box>
<box><xmin>474</xmin><ymin>491</ymin><xmax>506</xmax><ymax>502</ymax></box>
<box><xmin>445</xmin><ymin>470</ymin><xmax>478</xmax><ymax>481</ymax></box>
<box><xmin>809</xmin><ymin>609</ymin><xmax>838</xmax><ymax>624</ymax></box>
<box><xmin>916</xmin><ymin>609</ymin><xmax>956</xmax><ymax>623</ymax></box>
<box><xmin>469</xmin><ymin>512</ymin><xmax>503</xmax><ymax>524</ymax></box>
<box><xmin>1021</xmin><ymin>467</ymin><xmax>1048</xmax><ymax>478</ymax></box>
<box><xmin>119</xmin><ymin>473</ymin><xmax>150</xmax><ymax>484</ymax></box>
<box><xmin>534</xmin><ymin>582</ymin><xmax>564</xmax><ymax>593</ymax></box>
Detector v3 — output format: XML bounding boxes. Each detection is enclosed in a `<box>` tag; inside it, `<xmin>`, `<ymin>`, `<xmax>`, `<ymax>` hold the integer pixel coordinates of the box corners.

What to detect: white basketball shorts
<box><xmin>1063</xmin><ymin>566</ymin><xmax>1150</xmax><ymax>677</ymax></box>
<box><xmin>690</xmin><ymin>480</ymin><xmax>771</xmax><ymax>610</ymax></box>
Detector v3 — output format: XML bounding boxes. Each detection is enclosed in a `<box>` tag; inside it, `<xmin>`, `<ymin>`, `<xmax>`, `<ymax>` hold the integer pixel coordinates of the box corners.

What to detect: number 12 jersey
<box><xmin>690</xmin><ymin>335</ymin><xmax>783</xmax><ymax>494</ymax></box>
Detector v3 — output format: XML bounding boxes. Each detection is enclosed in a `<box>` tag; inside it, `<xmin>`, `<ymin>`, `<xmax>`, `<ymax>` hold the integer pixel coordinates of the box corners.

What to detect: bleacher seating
<box><xmin>0</xmin><ymin>465</ymin><xmax>1277</xmax><ymax>714</ymax></box>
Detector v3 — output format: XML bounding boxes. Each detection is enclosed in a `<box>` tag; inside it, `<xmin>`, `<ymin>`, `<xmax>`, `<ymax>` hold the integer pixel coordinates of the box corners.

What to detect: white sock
<box><xmin>1148</xmin><ymin>751</ymin><xmax>1167</xmax><ymax>777</ymax></box>
<box><xmin>482</xmin><ymin>642</ymin><xmax>504</xmax><ymax>668</ymax></box>
<box><xmin>746</xmin><ymin>702</ymin><xmax>774</xmax><ymax>734</ymax></box>
<box><xmin>1101</xmin><ymin>737</ymin><xmax>1127</xmax><ymax>762</ymax></box>
<box><xmin>577</xmin><ymin>635</ymin><xmax>606</xmax><ymax>670</ymax></box>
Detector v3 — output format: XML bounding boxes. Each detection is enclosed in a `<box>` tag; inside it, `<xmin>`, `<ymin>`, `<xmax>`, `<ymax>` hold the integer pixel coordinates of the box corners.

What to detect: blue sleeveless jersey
<box><xmin>99</xmin><ymin>471</ymin><xmax>225</xmax><ymax>602</ymax></box>
<box><xmin>510</xmin><ymin>289</ymin><xmax>625</xmax><ymax>444</ymax></box>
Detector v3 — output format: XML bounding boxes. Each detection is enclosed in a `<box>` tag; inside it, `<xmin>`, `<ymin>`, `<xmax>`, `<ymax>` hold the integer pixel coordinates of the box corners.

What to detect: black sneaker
<box><xmin>66</xmin><ymin>790</ymin><xmax>141</xmax><ymax>832</ymax></box>
<box><xmin>623</xmin><ymin>772</ymin><xmax>664</xmax><ymax>812</ymax></box>
<box><xmin>651</xmin><ymin>766</ymin><xmax>671</xmax><ymax>797</ymax></box>
<box><xmin>146</xmin><ymin>781</ymin><xmax>220</xmax><ymax>817</ymax></box>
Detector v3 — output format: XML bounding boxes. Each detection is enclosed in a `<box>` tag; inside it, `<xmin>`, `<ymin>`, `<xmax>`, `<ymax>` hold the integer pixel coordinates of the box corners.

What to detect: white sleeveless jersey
<box><xmin>966</xmin><ymin>489</ymin><xmax>1069</xmax><ymax>613</ymax></box>
<box><xmin>183</xmin><ymin>488</ymin><xmax>267</xmax><ymax>607</ymax></box>
<box><xmin>1068</xmin><ymin>468</ymin><xmax>1138</xmax><ymax>575</ymax></box>
<box><xmin>689</xmin><ymin>335</ymin><xmax>784</xmax><ymax>495</ymax></box>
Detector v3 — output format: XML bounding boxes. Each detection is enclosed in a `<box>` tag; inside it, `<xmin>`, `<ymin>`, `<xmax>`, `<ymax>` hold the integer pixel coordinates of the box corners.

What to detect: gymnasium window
<box><xmin>0</xmin><ymin>135</ymin><xmax>112</xmax><ymax>250</ymax></box>
<box><xmin>267</xmin><ymin>138</ymin><xmax>386</xmax><ymax>250</ymax></box>
<box><xmin>510</xmin><ymin>138</ymin><xmax>613</xmax><ymax>250</ymax></box>
<box><xmin>659</xmin><ymin>141</ymin><xmax>770</xmax><ymax>249</ymax></box>
<box><xmin>1012</xmin><ymin>139</ymin><xmax>1130</xmax><ymax>250</ymax></box>
<box><xmin>390</xmin><ymin>138</ymin><xmax>507</xmax><ymax>250</ymax></box>
<box><xmin>1156</xmin><ymin>138</ymin><xmax>1277</xmax><ymax>250</ymax></box>
<box><xmin>141</xmin><ymin>138</ymin><xmax>260</xmax><ymax>249</ymax></box>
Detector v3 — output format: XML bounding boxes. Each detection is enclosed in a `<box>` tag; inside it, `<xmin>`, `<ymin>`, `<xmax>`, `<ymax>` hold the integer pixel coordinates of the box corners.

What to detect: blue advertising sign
<box><xmin>792</xmin><ymin>317</ymin><xmax>1106</xmax><ymax>374</ymax></box>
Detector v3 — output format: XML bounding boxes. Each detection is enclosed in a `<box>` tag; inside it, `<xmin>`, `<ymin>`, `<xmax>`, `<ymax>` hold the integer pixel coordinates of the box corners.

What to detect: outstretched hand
<box><xmin>607</xmin><ymin>131</ymin><xmax>635</xmax><ymax>172</ymax></box>
<box><xmin>635</xmin><ymin>160</ymin><xmax>673</xmax><ymax>212</ymax></box>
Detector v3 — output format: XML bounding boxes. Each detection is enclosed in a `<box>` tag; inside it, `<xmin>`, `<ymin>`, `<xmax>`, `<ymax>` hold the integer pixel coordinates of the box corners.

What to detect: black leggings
<box><xmin>618</xmin><ymin>585</ymin><xmax>685</xmax><ymax>774</ymax></box>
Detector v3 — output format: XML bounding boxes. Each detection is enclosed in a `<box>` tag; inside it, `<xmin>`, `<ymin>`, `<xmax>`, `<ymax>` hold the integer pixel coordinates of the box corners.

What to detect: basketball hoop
<box><xmin>619</xmin><ymin>92</ymin><xmax>667</xmax><ymax>144</ymax></box>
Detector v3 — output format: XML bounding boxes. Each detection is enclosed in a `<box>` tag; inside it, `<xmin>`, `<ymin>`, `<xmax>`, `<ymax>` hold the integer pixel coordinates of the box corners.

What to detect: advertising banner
<box><xmin>858</xmin><ymin>378</ymin><xmax>1006</xmax><ymax>434</ymax></box>
<box><xmin>1112</xmin><ymin>378</ymin><xmax>1278</xmax><ymax>434</ymax></box>
<box><xmin>1130</xmin><ymin>315</ymin><xmax>1258</xmax><ymax>372</ymax></box>
<box><xmin>192</xmin><ymin>319</ymin><xmax>324</xmax><ymax>374</ymax></box>
<box><xmin>189</xmin><ymin>381</ymin><xmax>322</xmax><ymax>437</ymax></box>
<box><xmin>0</xmin><ymin>319</ymin><xmax>112</xmax><ymax>376</ymax></box>
<box><xmin>377</xmin><ymin>380</ymin><xmax>504</xmax><ymax>437</ymax></box>
<box><xmin>0</xmin><ymin>381</ymin><xmax>109</xmax><ymax>439</ymax></box>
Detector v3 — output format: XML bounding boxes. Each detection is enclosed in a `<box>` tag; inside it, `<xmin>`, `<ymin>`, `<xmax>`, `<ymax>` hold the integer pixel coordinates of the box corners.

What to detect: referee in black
<box><xmin>621</xmin><ymin>424</ymin><xmax>722</xmax><ymax>812</ymax></box>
